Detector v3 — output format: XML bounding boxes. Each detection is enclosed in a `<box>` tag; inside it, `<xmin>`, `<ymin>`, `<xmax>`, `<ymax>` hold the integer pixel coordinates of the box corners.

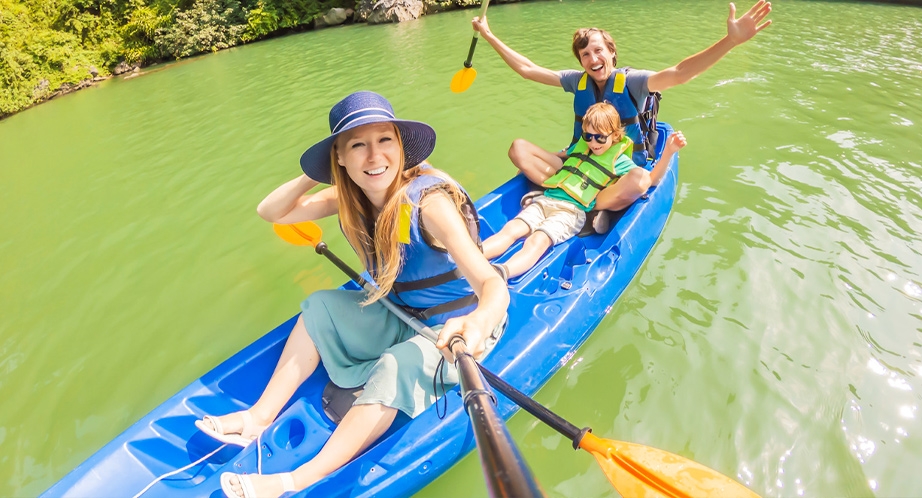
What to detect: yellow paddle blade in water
<box><xmin>273</xmin><ymin>221</ymin><xmax>322</xmax><ymax>247</ymax></box>
<box><xmin>450</xmin><ymin>67</ymin><xmax>477</xmax><ymax>93</ymax></box>
<box><xmin>578</xmin><ymin>433</ymin><xmax>760</xmax><ymax>498</ymax></box>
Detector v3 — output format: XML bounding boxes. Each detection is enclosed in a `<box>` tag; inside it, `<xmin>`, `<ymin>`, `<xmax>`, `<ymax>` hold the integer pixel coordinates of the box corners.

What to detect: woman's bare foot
<box><xmin>195</xmin><ymin>409</ymin><xmax>272</xmax><ymax>446</ymax></box>
<box><xmin>221</xmin><ymin>472</ymin><xmax>296</xmax><ymax>498</ymax></box>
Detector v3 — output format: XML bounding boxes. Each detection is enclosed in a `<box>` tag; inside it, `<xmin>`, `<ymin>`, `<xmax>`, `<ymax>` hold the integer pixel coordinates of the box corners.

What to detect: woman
<box><xmin>195</xmin><ymin>91</ymin><xmax>509</xmax><ymax>498</ymax></box>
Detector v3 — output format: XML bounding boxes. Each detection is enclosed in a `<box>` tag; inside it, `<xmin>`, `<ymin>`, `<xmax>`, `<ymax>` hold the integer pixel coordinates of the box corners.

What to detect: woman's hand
<box><xmin>664</xmin><ymin>131</ymin><xmax>687</xmax><ymax>155</ymax></box>
<box><xmin>471</xmin><ymin>15</ymin><xmax>491</xmax><ymax>37</ymax></box>
<box><xmin>436</xmin><ymin>314</ymin><xmax>492</xmax><ymax>361</ymax></box>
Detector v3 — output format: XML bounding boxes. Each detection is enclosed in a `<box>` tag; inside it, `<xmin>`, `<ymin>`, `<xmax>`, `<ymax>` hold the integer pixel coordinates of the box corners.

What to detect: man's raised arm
<box><xmin>647</xmin><ymin>0</ymin><xmax>772</xmax><ymax>93</ymax></box>
<box><xmin>471</xmin><ymin>15</ymin><xmax>562</xmax><ymax>87</ymax></box>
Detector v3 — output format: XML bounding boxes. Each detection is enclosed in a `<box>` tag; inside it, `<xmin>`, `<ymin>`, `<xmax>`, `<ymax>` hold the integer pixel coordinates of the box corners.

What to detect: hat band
<box><xmin>332</xmin><ymin>107</ymin><xmax>396</xmax><ymax>134</ymax></box>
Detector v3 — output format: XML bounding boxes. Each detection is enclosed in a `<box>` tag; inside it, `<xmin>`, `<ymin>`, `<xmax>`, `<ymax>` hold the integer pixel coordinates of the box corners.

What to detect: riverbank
<box><xmin>0</xmin><ymin>0</ymin><xmax>517</xmax><ymax>121</ymax></box>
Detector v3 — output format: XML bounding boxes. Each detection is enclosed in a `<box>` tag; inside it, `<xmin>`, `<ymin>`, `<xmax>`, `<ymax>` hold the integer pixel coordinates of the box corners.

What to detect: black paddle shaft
<box><xmin>478</xmin><ymin>367</ymin><xmax>591</xmax><ymax>450</ymax></box>
<box><xmin>463</xmin><ymin>37</ymin><xmax>478</xmax><ymax>68</ymax></box>
<box><xmin>451</xmin><ymin>338</ymin><xmax>544</xmax><ymax>497</ymax></box>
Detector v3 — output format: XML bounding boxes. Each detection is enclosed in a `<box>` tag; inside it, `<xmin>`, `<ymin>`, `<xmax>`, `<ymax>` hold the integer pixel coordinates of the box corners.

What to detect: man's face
<box><xmin>578</xmin><ymin>33</ymin><xmax>614</xmax><ymax>85</ymax></box>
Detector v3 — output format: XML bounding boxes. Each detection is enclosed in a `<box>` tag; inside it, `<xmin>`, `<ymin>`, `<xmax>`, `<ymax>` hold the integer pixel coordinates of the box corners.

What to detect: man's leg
<box><xmin>508</xmin><ymin>139</ymin><xmax>565</xmax><ymax>185</ymax></box>
<box><xmin>594</xmin><ymin>168</ymin><xmax>652</xmax><ymax>212</ymax></box>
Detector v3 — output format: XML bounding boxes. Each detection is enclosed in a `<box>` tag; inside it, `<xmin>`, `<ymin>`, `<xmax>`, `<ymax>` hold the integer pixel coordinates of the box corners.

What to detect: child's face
<box><xmin>583</xmin><ymin>125</ymin><xmax>614</xmax><ymax>156</ymax></box>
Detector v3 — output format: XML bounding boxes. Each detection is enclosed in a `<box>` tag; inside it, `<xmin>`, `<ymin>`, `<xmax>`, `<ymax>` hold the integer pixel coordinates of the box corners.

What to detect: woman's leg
<box><xmin>502</xmin><ymin>231</ymin><xmax>553</xmax><ymax>278</ymax></box>
<box><xmin>223</xmin><ymin>403</ymin><xmax>397</xmax><ymax>497</ymax></box>
<box><xmin>205</xmin><ymin>316</ymin><xmax>320</xmax><ymax>434</ymax></box>
<box><xmin>482</xmin><ymin>219</ymin><xmax>531</xmax><ymax>259</ymax></box>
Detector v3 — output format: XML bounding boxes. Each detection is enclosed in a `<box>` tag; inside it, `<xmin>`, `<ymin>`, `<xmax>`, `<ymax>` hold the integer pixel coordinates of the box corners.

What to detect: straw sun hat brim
<box><xmin>299</xmin><ymin>119</ymin><xmax>436</xmax><ymax>184</ymax></box>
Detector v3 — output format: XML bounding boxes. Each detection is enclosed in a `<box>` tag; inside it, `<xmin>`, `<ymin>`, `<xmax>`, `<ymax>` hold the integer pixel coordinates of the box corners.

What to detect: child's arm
<box><xmin>649</xmin><ymin>131</ymin><xmax>687</xmax><ymax>187</ymax></box>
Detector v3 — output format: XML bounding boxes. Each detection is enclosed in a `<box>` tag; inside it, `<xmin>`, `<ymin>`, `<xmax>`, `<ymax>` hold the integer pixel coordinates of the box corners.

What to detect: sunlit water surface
<box><xmin>2</xmin><ymin>0</ymin><xmax>921</xmax><ymax>496</ymax></box>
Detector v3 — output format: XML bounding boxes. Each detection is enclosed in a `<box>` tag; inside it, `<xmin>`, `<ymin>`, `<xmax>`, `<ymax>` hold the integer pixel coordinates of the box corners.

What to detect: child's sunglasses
<box><xmin>582</xmin><ymin>132</ymin><xmax>611</xmax><ymax>144</ymax></box>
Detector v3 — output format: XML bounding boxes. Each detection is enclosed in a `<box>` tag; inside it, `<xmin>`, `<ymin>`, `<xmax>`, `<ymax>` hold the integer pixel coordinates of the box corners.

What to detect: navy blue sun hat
<box><xmin>300</xmin><ymin>91</ymin><xmax>437</xmax><ymax>184</ymax></box>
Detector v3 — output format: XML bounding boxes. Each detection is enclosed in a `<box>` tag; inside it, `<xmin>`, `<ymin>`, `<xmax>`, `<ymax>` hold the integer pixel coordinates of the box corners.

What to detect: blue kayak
<box><xmin>42</xmin><ymin>123</ymin><xmax>677</xmax><ymax>498</ymax></box>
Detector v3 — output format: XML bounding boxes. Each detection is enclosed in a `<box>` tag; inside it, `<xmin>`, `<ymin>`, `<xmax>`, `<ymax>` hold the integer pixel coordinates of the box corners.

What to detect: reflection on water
<box><xmin>2</xmin><ymin>0</ymin><xmax>922</xmax><ymax>496</ymax></box>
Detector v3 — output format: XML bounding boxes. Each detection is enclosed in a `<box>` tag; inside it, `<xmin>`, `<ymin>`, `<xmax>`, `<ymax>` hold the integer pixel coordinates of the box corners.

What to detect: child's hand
<box><xmin>665</xmin><ymin>131</ymin><xmax>687</xmax><ymax>153</ymax></box>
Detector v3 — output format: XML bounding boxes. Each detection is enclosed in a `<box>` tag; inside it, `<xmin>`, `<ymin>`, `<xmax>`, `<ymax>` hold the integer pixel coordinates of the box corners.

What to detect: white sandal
<box><xmin>195</xmin><ymin>410</ymin><xmax>261</xmax><ymax>447</ymax></box>
<box><xmin>220</xmin><ymin>472</ymin><xmax>295</xmax><ymax>498</ymax></box>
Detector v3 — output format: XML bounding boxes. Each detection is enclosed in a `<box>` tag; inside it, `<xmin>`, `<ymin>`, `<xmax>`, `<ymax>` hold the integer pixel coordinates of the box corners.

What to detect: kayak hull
<box><xmin>43</xmin><ymin>123</ymin><xmax>677</xmax><ymax>498</ymax></box>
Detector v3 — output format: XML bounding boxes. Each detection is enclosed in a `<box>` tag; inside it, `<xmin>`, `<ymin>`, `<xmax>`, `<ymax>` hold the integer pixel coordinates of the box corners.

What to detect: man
<box><xmin>471</xmin><ymin>1</ymin><xmax>772</xmax><ymax>211</ymax></box>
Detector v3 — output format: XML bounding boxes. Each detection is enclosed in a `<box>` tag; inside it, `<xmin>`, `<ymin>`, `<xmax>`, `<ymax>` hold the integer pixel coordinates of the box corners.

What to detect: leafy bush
<box><xmin>154</xmin><ymin>0</ymin><xmax>247</xmax><ymax>58</ymax></box>
<box><xmin>242</xmin><ymin>0</ymin><xmax>278</xmax><ymax>41</ymax></box>
<box><xmin>0</xmin><ymin>0</ymin><xmax>355</xmax><ymax>116</ymax></box>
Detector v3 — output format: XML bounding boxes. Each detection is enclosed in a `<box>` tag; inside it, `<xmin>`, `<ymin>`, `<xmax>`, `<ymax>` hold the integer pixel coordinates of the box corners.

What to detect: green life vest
<box><xmin>542</xmin><ymin>136</ymin><xmax>633</xmax><ymax>208</ymax></box>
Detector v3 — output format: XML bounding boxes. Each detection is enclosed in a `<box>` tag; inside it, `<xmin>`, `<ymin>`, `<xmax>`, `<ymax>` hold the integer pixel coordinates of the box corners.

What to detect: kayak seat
<box><xmin>321</xmin><ymin>382</ymin><xmax>364</xmax><ymax>424</ymax></box>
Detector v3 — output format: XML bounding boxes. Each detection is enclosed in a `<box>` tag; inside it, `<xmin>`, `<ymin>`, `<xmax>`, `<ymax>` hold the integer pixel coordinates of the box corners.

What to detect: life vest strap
<box><xmin>409</xmin><ymin>293</ymin><xmax>479</xmax><ymax>321</ymax></box>
<box><xmin>559</xmin><ymin>165</ymin><xmax>609</xmax><ymax>191</ymax></box>
<box><xmin>393</xmin><ymin>268</ymin><xmax>465</xmax><ymax>293</ymax></box>
<box><xmin>566</xmin><ymin>153</ymin><xmax>617</xmax><ymax>181</ymax></box>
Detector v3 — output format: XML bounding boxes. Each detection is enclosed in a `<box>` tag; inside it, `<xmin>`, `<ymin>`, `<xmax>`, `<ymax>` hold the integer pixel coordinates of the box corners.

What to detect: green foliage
<box><xmin>242</xmin><ymin>0</ymin><xmax>277</xmax><ymax>41</ymax></box>
<box><xmin>0</xmin><ymin>0</ymin><xmax>354</xmax><ymax>116</ymax></box>
<box><xmin>154</xmin><ymin>0</ymin><xmax>246</xmax><ymax>58</ymax></box>
<box><xmin>121</xmin><ymin>1</ymin><xmax>170</xmax><ymax>62</ymax></box>
<box><xmin>0</xmin><ymin>0</ymin><xmax>105</xmax><ymax>115</ymax></box>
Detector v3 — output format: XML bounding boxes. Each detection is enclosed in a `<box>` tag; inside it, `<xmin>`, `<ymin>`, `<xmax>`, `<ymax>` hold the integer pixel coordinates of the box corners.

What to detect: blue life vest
<box><xmin>571</xmin><ymin>69</ymin><xmax>660</xmax><ymax>167</ymax></box>
<box><xmin>388</xmin><ymin>172</ymin><xmax>481</xmax><ymax>327</ymax></box>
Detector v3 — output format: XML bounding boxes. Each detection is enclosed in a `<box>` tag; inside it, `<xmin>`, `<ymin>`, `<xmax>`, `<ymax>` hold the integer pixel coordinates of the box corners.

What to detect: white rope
<box><xmin>131</xmin><ymin>443</ymin><xmax>228</xmax><ymax>498</ymax></box>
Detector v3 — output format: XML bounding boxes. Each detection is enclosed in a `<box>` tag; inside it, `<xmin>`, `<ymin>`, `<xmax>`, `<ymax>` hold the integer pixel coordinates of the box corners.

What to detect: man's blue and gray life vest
<box><xmin>571</xmin><ymin>68</ymin><xmax>661</xmax><ymax>167</ymax></box>
<box><xmin>388</xmin><ymin>172</ymin><xmax>481</xmax><ymax>327</ymax></box>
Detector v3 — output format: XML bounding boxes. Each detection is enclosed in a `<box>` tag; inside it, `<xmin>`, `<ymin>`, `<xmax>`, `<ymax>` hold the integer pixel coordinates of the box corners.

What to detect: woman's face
<box><xmin>335</xmin><ymin>122</ymin><xmax>403</xmax><ymax>206</ymax></box>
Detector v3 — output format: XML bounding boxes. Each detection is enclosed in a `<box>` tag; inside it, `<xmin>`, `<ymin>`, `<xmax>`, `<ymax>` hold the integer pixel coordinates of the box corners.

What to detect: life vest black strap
<box><xmin>566</xmin><ymin>153</ymin><xmax>617</xmax><ymax>181</ymax></box>
<box><xmin>559</xmin><ymin>165</ymin><xmax>608</xmax><ymax>191</ymax></box>
<box><xmin>392</xmin><ymin>268</ymin><xmax>465</xmax><ymax>293</ymax></box>
<box><xmin>410</xmin><ymin>293</ymin><xmax>479</xmax><ymax>321</ymax></box>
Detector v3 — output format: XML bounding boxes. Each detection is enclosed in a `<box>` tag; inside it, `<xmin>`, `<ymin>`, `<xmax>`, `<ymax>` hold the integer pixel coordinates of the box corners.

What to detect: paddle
<box><xmin>273</xmin><ymin>221</ymin><xmax>543</xmax><ymax>497</ymax></box>
<box><xmin>450</xmin><ymin>0</ymin><xmax>491</xmax><ymax>93</ymax></box>
<box><xmin>273</xmin><ymin>220</ymin><xmax>761</xmax><ymax>498</ymax></box>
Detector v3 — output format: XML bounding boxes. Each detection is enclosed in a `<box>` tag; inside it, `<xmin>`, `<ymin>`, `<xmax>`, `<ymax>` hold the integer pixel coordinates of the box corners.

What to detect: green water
<box><xmin>2</xmin><ymin>0</ymin><xmax>921</xmax><ymax>496</ymax></box>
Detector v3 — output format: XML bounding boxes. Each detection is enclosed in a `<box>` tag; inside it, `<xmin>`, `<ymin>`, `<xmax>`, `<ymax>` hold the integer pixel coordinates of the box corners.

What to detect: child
<box><xmin>482</xmin><ymin>102</ymin><xmax>686</xmax><ymax>280</ymax></box>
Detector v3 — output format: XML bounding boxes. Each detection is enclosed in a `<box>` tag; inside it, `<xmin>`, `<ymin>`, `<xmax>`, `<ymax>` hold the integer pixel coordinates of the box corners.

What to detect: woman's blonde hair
<box><xmin>582</xmin><ymin>102</ymin><xmax>624</xmax><ymax>144</ymax></box>
<box><xmin>330</xmin><ymin>125</ymin><xmax>469</xmax><ymax>305</ymax></box>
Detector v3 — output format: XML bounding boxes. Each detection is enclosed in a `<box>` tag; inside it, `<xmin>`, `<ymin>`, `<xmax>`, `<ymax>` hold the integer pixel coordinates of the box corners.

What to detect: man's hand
<box><xmin>472</xmin><ymin>15</ymin><xmax>492</xmax><ymax>37</ymax></box>
<box><xmin>727</xmin><ymin>1</ymin><xmax>773</xmax><ymax>46</ymax></box>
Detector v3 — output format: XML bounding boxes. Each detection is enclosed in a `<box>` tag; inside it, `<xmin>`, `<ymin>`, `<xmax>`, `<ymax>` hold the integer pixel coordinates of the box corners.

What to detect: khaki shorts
<box><xmin>515</xmin><ymin>195</ymin><xmax>586</xmax><ymax>245</ymax></box>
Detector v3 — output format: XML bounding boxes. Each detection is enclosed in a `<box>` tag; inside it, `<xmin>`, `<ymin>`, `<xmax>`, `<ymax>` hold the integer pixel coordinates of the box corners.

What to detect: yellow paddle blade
<box><xmin>273</xmin><ymin>221</ymin><xmax>322</xmax><ymax>247</ymax></box>
<box><xmin>578</xmin><ymin>433</ymin><xmax>760</xmax><ymax>498</ymax></box>
<box><xmin>450</xmin><ymin>67</ymin><xmax>477</xmax><ymax>93</ymax></box>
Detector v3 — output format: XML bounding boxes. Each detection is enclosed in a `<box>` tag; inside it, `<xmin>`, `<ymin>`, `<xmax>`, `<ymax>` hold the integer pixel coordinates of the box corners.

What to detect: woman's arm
<box><xmin>256</xmin><ymin>174</ymin><xmax>339</xmax><ymax>224</ymax></box>
<box><xmin>472</xmin><ymin>15</ymin><xmax>562</xmax><ymax>87</ymax></box>
<box><xmin>420</xmin><ymin>192</ymin><xmax>510</xmax><ymax>359</ymax></box>
<box><xmin>649</xmin><ymin>131</ymin><xmax>687</xmax><ymax>187</ymax></box>
<box><xmin>647</xmin><ymin>0</ymin><xmax>772</xmax><ymax>93</ymax></box>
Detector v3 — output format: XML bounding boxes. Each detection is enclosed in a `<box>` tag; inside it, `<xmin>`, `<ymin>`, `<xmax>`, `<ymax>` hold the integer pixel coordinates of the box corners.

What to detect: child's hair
<box><xmin>582</xmin><ymin>102</ymin><xmax>624</xmax><ymax>144</ymax></box>
<box><xmin>572</xmin><ymin>28</ymin><xmax>617</xmax><ymax>66</ymax></box>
